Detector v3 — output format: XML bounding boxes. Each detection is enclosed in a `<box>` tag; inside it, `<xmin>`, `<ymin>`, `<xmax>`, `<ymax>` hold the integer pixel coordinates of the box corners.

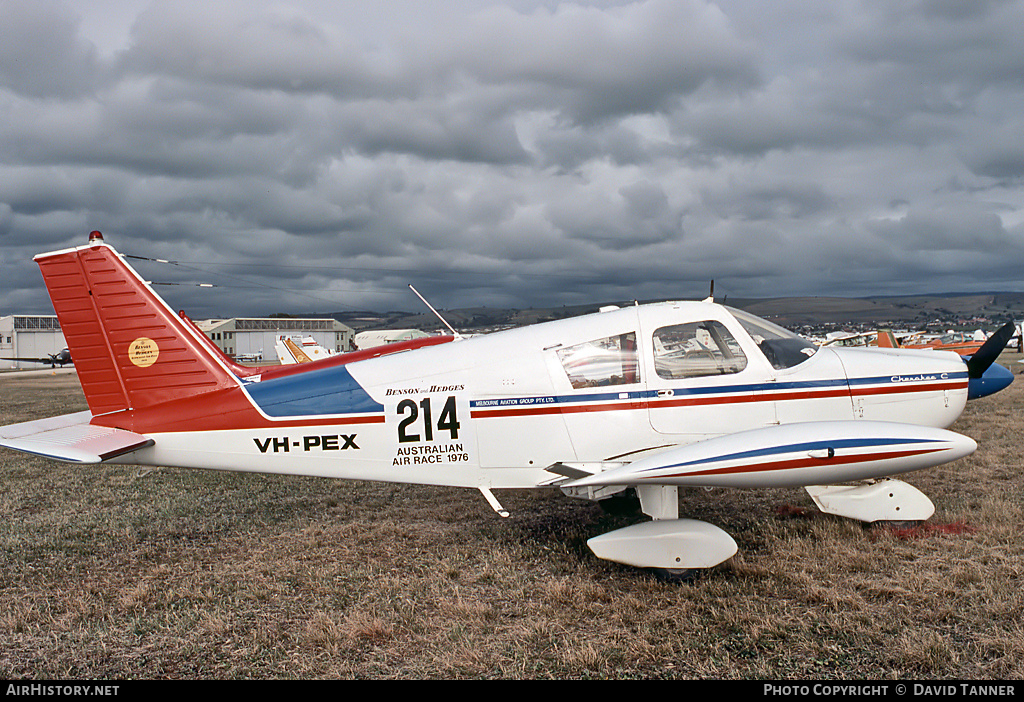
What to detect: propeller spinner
<box><xmin>965</xmin><ymin>321</ymin><xmax>1016</xmax><ymax>399</ymax></box>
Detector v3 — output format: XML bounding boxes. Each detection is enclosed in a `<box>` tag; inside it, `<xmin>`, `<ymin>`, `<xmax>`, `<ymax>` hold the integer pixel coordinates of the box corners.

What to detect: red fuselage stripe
<box><xmin>653</xmin><ymin>447</ymin><xmax>948</xmax><ymax>479</ymax></box>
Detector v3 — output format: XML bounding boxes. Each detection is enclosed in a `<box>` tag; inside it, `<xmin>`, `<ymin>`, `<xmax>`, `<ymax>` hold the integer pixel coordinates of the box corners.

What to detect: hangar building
<box><xmin>196</xmin><ymin>317</ymin><xmax>355</xmax><ymax>362</ymax></box>
<box><xmin>0</xmin><ymin>315</ymin><xmax>68</xmax><ymax>369</ymax></box>
<box><xmin>1</xmin><ymin>314</ymin><xmax>354</xmax><ymax>368</ymax></box>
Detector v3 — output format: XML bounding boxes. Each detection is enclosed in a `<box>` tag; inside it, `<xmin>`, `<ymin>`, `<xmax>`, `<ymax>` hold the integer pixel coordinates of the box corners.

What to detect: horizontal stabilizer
<box><xmin>0</xmin><ymin>411</ymin><xmax>153</xmax><ymax>464</ymax></box>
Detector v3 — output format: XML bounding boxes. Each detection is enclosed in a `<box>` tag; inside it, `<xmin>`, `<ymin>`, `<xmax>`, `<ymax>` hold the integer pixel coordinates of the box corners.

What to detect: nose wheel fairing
<box><xmin>805</xmin><ymin>479</ymin><xmax>935</xmax><ymax>523</ymax></box>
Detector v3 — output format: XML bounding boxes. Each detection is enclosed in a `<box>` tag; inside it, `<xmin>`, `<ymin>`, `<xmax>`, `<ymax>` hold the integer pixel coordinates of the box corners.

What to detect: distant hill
<box><xmin>305</xmin><ymin>292</ymin><xmax>1024</xmax><ymax>334</ymax></box>
<box><xmin>729</xmin><ymin>293</ymin><xmax>1024</xmax><ymax>328</ymax></box>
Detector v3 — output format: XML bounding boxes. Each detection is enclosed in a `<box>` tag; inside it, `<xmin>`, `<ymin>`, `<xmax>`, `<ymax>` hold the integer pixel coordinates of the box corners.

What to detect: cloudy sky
<box><xmin>2</xmin><ymin>0</ymin><xmax>1024</xmax><ymax>318</ymax></box>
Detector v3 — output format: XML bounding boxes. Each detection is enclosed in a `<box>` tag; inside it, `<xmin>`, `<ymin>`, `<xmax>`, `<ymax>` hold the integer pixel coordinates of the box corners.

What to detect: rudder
<box><xmin>35</xmin><ymin>232</ymin><xmax>239</xmax><ymax>416</ymax></box>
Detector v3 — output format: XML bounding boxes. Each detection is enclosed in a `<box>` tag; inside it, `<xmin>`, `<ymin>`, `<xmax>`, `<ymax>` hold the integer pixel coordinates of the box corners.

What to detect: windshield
<box><xmin>726</xmin><ymin>307</ymin><xmax>818</xmax><ymax>370</ymax></box>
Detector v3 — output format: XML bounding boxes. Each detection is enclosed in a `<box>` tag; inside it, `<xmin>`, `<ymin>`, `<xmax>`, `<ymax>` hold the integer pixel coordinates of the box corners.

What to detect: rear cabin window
<box><xmin>557</xmin><ymin>332</ymin><xmax>640</xmax><ymax>389</ymax></box>
<box><xmin>653</xmin><ymin>321</ymin><xmax>747</xmax><ymax>379</ymax></box>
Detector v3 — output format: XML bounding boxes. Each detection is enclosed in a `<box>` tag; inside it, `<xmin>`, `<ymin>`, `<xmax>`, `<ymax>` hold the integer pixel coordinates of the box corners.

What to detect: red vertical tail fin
<box><xmin>876</xmin><ymin>330</ymin><xmax>899</xmax><ymax>348</ymax></box>
<box><xmin>34</xmin><ymin>233</ymin><xmax>238</xmax><ymax>417</ymax></box>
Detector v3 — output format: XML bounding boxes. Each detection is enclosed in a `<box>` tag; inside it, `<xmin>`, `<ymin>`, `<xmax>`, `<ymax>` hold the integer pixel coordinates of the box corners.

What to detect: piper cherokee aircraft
<box><xmin>0</xmin><ymin>232</ymin><xmax>1016</xmax><ymax>578</ymax></box>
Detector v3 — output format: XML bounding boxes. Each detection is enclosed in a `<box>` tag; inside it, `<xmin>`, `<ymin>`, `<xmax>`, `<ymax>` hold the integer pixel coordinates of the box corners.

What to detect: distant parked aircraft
<box><xmin>355</xmin><ymin>329</ymin><xmax>430</xmax><ymax>349</ymax></box>
<box><xmin>274</xmin><ymin>335</ymin><xmax>334</xmax><ymax>364</ymax></box>
<box><xmin>2</xmin><ymin>348</ymin><xmax>73</xmax><ymax>368</ymax></box>
<box><xmin>898</xmin><ymin>331</ymin><xmax>988</xmax><ymax>356</ymax></box>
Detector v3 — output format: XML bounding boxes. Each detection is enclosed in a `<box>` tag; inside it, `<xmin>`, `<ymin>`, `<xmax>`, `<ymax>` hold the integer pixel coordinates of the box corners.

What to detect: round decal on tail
<box><xmin>128</xmin><ymin>337</ymin><xmax>159</xmax><ymax>367</ymax></box>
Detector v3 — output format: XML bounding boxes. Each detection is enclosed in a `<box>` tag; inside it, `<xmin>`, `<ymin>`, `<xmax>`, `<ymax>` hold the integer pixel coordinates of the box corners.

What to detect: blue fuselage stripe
<box><xmin>244</xmin><ymin>365</ymin><xmax>385</xmax><ymax>417</ymax></box>
<box><xmin>469</xmin><ymin>372</ymin><xmax>967</xmax><ymax>409</ymax></box>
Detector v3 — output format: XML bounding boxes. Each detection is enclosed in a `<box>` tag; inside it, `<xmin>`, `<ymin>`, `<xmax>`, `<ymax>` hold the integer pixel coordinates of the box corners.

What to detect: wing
<box><xmin>560</xmin><ymin>421</ymin><xmax>976</xmax><ymax>490</ymax></box>
<box><xmin>543</xmin><ymin>421</ymin><xmax>976</xmax><ymax>572</ymax></box>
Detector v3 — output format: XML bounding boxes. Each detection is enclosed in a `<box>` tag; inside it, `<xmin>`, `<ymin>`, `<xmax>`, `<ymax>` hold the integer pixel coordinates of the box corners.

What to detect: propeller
<box><xmin>965</xmin><ymin>321</ymin><xmax>1016</xmax><ymax>379</ymax></box>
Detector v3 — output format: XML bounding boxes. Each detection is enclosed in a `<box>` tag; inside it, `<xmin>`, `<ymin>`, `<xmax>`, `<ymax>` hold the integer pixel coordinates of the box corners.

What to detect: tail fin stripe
<box><xmin>37</xmin><ymin>255</ymin><xmax>131</xmax><ymax>415</ymax></box>
<box><xmin>76</xmin><ymin>250</ymin><xmax>136</xmax><ymax>411</ymax></box>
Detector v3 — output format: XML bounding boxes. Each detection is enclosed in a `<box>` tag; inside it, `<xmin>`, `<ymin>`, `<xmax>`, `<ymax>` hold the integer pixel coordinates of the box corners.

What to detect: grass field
<box><xmin>1</xmin><ymin>357</ymin><xmax>1022</xmax><ymax>679</ymax></box>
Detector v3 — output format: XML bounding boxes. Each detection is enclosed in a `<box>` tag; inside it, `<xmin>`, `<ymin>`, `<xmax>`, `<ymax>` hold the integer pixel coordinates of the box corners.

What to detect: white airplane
<box><xmin>0</xmin><ymin>232</ymin><xmax>1016</xmax><ymax>579</ymax></box>
<box><xmin>274</xmin><ymin>335</ymin><xmax>334</xmax><ymax>364</ymax></box>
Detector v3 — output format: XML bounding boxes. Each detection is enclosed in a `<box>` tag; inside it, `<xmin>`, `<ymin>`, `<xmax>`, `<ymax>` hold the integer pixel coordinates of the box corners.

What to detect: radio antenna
<box><xmin>703</xmin><ymin>279</ymin><xmax>715</xmax><ymax>303</ymax></box>
<box><xmin>409</xmin><ymin>284</ymin><xmax>461</xmax><ymax>338</ymax></box>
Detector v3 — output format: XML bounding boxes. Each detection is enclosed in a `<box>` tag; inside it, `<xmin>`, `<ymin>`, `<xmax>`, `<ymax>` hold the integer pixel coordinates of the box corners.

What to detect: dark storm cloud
<box><xmin>0</xmin><ymin>0</ymin><xmax>104</xmax><ymax>99</ymax></box>
<box><xmin>122</xmin><ymin>2</ymin><xmax>394</xmax><ymax>97</ymax></box>
<box><xmin>417</xmin><ymin>1</ymin><xmax>759</xmax><ymax>122</ymax></box>
<box><xmin>1</xmin><ymin>0</ymin><xmax>1024</xmax><ymax>319</ymax></box>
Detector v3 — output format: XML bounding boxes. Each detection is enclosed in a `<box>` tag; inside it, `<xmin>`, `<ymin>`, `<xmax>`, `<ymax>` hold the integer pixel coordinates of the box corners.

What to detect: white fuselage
<box><xmin>116</xmin><ymin>301</ymin><xmax>970</xmax><ymax>490</ymax></box>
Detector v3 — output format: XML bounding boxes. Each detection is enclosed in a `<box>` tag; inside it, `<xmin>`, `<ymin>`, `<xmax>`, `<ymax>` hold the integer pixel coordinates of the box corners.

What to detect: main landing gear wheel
<box><xmin>587</xmin><ymin>518</ymin><xmax>738</xmax><ymax>577</ymax></box>
<box><xmin>651</xmin><ymin>567</ymin><xmax>699</xmax><ymax>583</ymax></box>
<box><xmin>874</xmin><ymin>520</ymin><xmax>924</xmax><ymax>530</ymax></box>
<box><xmin>598</xmin><ymin>488</ymin><xmax>641</xmax><ymax>515</ymax></box>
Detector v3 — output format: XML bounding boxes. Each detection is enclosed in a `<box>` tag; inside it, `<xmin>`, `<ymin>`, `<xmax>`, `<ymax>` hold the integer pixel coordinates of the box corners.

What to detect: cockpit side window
<box><xmin>557</xmin><ymin>332</ymin><xmax>640</xmax><ymax>389</ymax></box>
<box><xmin>727</xmin><ymin>306</ymin><xmax>818</xmax><ymax>370</ymax></box>
<box><xmin>653</xmin><ymin>321</ymin><xmax>747</xmax><ymax>379</ymax></box>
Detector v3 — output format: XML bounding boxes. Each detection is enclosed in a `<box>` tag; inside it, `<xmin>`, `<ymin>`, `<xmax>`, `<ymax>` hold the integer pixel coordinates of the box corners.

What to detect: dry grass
<box><xmin>1</xmin><ymin>358</ymin><xmax>1022</xmax><ymax>680</ymax></box>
